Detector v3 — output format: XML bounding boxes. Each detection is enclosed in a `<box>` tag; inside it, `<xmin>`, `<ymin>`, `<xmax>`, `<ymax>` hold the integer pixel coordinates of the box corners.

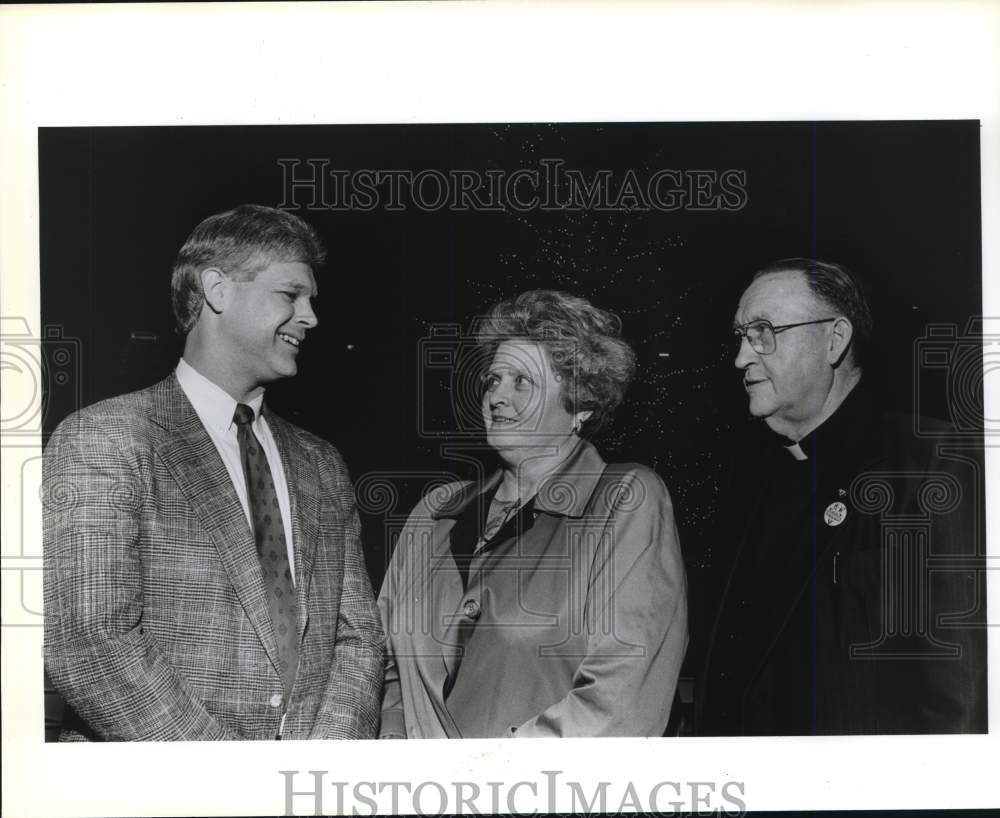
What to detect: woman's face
<box><xmin>481</xmin><ymin>339</ymin><xmax>579</xmax><ymax>457</ymax></box>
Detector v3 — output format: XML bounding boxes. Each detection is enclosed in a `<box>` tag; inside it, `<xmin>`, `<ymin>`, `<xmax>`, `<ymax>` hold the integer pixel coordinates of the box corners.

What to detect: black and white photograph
<box><xmin>2</xmin><ymin>3</ymin><xmax>997</xmax><ymax>816</ymax></box>
<box><xmin>36</xmin><ymin>120</ymin><xmax>988</xmax><ymax>742</ymax></box>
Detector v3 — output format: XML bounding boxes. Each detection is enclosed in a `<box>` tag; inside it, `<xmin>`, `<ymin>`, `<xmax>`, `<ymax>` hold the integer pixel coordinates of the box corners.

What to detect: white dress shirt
<box><xmin>175</xmin><ymin>358</ymin><xmax>296</xmax><ymax>584</ymax></box>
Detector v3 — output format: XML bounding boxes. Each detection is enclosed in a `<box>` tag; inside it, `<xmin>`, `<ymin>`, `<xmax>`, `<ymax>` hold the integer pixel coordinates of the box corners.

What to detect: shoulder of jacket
<box><xmin>590</xmin><ymin>462</ymin><xmax>672</xmax><ymax>514</ymax></box>
<box><xmin>51</xmin><ymin>382</ymin><xmax>163</xmax><ymax>440</ymax></box>
<box><xmin>601</xmin><ymin>461</ymin><xmax>667</xmax><ymax>489</ymax></box>
<box><xmin>869</xmin><ymin>410</ymin><xmax>953</xmax><ymax>469</ymax></box>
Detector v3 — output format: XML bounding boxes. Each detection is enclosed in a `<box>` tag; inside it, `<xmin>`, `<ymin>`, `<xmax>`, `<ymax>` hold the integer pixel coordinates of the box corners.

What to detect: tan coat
<box><xmin>379</xmin><ymin>438</ymin><xmax>687</xmax><ymax>738</ymax></box>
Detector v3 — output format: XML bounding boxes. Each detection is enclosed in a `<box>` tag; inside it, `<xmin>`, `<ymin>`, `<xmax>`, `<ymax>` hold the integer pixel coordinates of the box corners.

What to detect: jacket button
<box><xmin>463</xmin><ymin>598</ymin><xmax>481</xmax><ymax>620</ymax></box>
<box><xmin>270</xmin><ymin>693</ymin><xmax>284</xmax><ymax>708</ymax></box>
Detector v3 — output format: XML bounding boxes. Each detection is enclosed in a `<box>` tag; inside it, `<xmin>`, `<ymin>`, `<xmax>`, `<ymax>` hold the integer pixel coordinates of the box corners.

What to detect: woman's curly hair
<box><xmin>474</xmin><ymin>290</ymin><xmax>637</xmax><ymax>437</ymax></box>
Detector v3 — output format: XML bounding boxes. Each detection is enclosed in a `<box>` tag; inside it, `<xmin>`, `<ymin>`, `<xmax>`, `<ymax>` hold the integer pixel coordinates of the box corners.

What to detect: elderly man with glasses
<box><xmin>695</xmin><ymin>258</ymin><xmax>986</xmax><ymax>736</ymax></box>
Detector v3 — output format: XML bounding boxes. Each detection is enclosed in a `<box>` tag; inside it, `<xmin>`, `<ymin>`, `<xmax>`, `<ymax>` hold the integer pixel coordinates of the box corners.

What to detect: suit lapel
<box><xmin>149</xmin><ymin>375</ymin><xmax>283</xmax><ymax>676</ymax></box>
<box><xmin>266</xmin><ymin>411</ymin><xmax>318</xmax><ymax>644</ymax></box>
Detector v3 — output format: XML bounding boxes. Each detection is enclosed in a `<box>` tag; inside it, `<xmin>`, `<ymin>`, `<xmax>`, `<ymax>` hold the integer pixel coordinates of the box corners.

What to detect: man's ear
<box><xmin>827</xmin><ymin>316</ymin><xmax>854</xmax><ymax>366</ymax></box>
<box><xmin>200</xmin><ymin>267</ymin><xmax>227</xmax><ymax>315</ymax></box>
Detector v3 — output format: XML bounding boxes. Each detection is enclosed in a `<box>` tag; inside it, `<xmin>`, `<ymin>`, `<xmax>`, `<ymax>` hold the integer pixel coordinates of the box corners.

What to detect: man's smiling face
<box><xmin>216</xmin><ymin>257</ymin><xmax>318</xmax><ymax>393</ymax></box>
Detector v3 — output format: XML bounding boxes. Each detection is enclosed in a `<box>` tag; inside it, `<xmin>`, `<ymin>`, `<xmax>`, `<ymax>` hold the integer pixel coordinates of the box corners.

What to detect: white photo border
<box><xmin>1</xmin><ymin>2</ymin><xmax>997</xmax><ymax>816</ymax></box>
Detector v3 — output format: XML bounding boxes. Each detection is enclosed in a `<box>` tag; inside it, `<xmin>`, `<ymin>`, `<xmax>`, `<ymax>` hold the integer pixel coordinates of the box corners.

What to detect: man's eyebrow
<box><xmin>733</xmin><ymin>313</ymin><xmax>771</xmax><ymax>328</ymax></box>
<box><xmin>279</xmin><ymin>280</ymin><xmax>317</xmax><ymax>296</ymax></box>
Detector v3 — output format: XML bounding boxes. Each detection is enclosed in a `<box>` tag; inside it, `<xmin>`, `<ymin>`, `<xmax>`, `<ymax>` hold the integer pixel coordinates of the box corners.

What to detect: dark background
<box><xmin>38</xmin><ymin>121</ymin><xmax>983</xmax><ymax>680</ymax></box>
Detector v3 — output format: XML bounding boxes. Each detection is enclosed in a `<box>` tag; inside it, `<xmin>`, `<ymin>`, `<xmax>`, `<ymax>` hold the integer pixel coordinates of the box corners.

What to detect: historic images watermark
<box><xmin>912</xmin><ymin>318</ymin><xmax>999</xmax><ymax>440</ymax></box>
<box><xmin>355</xmin><ymin>317</ymin><xmax>996</xmax><ymax>664</ymax></box>
<box><xmin>360</xmin><ymin>325</ymin><xmax>655</xmax><ymax>657</ymax></box>
<box><xmin>278</xmin><ymin>158</ymin><xmax>748</xmax><ymax>213</ymax></box>
<box><xmin>1</xmin><ymin>317</ymin><xmax>83</xmax><ymax>630</ymax></box>
<box><xmin>280</xmin><ymin>769</ymin><xmax>747</xmax><ymax>815</ymax></box>
<box><xmin>414</xmin><ymin>321</ymin><xmax>590</xmax><ymax>440</ymax></box>
<box><xmin>0</xmin><ymin>317</ymin><xmax>82</xmax><ymax>448</ymax></box>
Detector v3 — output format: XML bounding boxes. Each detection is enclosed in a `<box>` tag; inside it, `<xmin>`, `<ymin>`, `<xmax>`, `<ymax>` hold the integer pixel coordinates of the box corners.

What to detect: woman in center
<box><xmin>379</xmin><ymin>290</ymin><xmax>687</xmax><ymax>738</ymax></box>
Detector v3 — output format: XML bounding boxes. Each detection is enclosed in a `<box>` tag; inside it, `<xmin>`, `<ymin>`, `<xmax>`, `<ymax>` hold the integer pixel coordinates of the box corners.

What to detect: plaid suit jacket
<box><xmin>43</xmin><ymin>373</ymin><xmax>384</xmax><ymax>740</ymax></box>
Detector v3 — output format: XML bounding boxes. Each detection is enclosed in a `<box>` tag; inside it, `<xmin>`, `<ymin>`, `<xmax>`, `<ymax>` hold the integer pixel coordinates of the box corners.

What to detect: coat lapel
<box><xmin>438</xmin><ymin>504</ymin><xmax>483</xmax><ymax>695</ymax></box>
<box><xmin>149</xmin><ymin>375</ymin><xmax>283</xmax><ymax>677</ymax></box>
<box><xmin>388</xmin><ymin>506</ymin><xmax>466</xmax><ymax>738</ymax></box>
<box><xmin>432</xmin><ymin>474</ymin><xmax>499</xmax><ymax>692</ymax></box>
<box><xmin>433</xmin><ymin>547</ymin><xmax>466</xmax><ymax>739</ymax></box>
<box><xmin>699</xmin><ymin>445</ymin><xmax>773</xmax><ymax>710</ymax></box>
<box><xmin>265</xmin><ymin>411</ymin><xmax>319</xmax><ymax>644</ymax></box>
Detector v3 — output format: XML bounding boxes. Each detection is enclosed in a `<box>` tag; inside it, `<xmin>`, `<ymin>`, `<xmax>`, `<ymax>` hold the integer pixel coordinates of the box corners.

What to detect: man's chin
<box><xmin>260</xmin><ymin>362</ymin><xmax>297</xmax><ymax>384</ymax></box>
<box><xmin>746</xmin><ymin>397</ymin><xmax>776</xmax><ymax>419</ymax></box>
<box><xmin>275</xmin><ymin>354</ymin><xmax>299</xmax><ymax>376</ymax></box>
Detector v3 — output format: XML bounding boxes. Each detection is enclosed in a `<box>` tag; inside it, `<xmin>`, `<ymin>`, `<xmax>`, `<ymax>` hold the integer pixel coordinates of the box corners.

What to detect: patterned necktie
<box><xmin>233</xmin><ymin>403</ymin><xmax>297</xmax><ymax>696</ymax></box>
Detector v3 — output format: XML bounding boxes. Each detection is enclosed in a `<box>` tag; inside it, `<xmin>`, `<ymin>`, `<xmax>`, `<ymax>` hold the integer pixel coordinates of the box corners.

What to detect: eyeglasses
<box><xmin>732</xmin><ymin>318</ymin><xmax>837</xmax><ymax>355</ymax></box>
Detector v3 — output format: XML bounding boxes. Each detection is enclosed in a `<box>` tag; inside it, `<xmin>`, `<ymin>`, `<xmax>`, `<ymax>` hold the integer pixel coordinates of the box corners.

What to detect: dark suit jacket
<box><xmin>697</xmin><ymin>384</ymin><xmax>987</xmax><ymax>735</ymax></box>
<box><xmin>43</xmin><ymin>373</ymin><xmax>384</xmax><ymax>740</ymax></box>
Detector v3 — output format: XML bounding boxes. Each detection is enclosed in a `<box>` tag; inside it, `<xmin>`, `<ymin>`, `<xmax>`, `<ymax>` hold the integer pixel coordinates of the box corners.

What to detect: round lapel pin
<box><xmin>824</xmin><ymin>501</ymin><xmax>847</xmax><ymax>527</ymax></box>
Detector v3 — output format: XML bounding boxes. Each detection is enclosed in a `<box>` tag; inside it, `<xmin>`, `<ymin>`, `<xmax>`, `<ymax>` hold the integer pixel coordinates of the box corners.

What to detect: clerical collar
<box><xmin>776</xmin><ymin>379</ymin><xmax>872</xmax><ymax>461</ymax></box>
<box><xmin>784</xmin><ymin>441</ymin><xmax>808</xmax><ymax>461</ymax></box>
